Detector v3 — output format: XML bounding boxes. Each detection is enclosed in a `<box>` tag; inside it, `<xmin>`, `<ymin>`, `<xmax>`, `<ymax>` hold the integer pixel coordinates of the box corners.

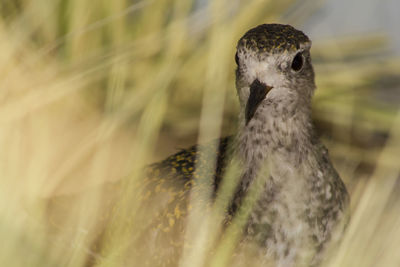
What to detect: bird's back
<box><xmin>117</xmin><ymin>137</ymin><xmax>234</xmax><ymax>266</ymax></box>
<box><xmin>46</xmin><ymin>137</ymin><xmax>235</xmax><ymax>266</ymax></box>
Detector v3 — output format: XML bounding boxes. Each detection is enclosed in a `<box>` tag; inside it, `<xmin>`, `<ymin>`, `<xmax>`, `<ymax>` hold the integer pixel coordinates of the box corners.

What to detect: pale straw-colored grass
<box><xmin>0</xmin><ymin>0</ymin><xmax>399</xmax><ymax>266</ymax></box>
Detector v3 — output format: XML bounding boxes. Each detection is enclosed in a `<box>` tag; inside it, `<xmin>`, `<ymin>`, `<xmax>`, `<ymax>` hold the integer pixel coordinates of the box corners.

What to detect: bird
<box><xmin>122</xmin><ymin>23</ymin><xmax>350</xmax><ymax>267</ymax></box>
<box><xmin>47</xmin><ymin>23</ymin><xmax>349</xmax><ymax>267</ymax></box>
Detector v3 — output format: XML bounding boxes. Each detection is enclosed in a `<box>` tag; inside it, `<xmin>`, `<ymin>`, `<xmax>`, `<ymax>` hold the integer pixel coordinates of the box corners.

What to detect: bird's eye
<box><xmin>291</xmin><ymin>52</ymin><xmax>303</xmax><ymax>71</ymax></box>
<box><xmin>235</xmin><ymin>52</ymin><xmax>239</xmax><ymax>65</ymax></box>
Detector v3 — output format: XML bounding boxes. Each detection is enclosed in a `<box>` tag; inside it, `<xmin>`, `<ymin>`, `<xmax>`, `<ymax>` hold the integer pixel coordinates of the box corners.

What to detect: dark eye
<box><xmin>291</xmin><ymin>52</ymin><xmax>303</xmax><ymax>71</ymax></box>
<box><xmin>235</xmin><ymin>52</ymin><xmax>239</xmax><ymax>65</ymax></box>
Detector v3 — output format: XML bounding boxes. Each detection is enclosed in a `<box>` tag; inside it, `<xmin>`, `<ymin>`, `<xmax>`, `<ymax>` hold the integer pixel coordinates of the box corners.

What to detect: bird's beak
<box><xmin>245</xmin><ymin>79</ymin><xmax>273</xmax><ymax>125</ymax></box>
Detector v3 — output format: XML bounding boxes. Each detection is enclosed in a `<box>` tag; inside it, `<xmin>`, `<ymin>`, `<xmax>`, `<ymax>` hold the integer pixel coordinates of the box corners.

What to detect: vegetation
<box><xmin>0</xmin><ymin>0</ymin><xmax>399</xmax><ymax>266</ymax></box>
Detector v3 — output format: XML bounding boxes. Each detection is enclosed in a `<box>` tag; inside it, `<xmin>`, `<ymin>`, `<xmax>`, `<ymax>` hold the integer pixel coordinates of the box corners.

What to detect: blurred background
<box><xmin>0</xmin><ymin>0</ymin><xmax>399</xmax><ymax>266</ymax></box>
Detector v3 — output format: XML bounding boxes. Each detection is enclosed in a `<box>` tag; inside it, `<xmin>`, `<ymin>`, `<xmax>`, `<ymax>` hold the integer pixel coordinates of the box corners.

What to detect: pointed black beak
<box><xmin>245</xmin><ymin>79</ymin><xmax>273</xmax><ymax>125</ymax></box>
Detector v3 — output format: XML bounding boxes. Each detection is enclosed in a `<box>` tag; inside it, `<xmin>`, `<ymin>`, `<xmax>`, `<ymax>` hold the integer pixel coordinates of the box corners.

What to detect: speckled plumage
<box><xmin>233</xmin><ymin>24</ymin><xmax>349</xmax><ymax>267</ymax></box>
<box><xmin>238</xmin><ymin>24</ymin><xmax>310</xmax><ymax>54</ymax></box>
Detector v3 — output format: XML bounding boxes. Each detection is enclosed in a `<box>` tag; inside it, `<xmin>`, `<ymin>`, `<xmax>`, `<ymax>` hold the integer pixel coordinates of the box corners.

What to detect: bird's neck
<box><xmin>236</xmin><ymin>100</ymin><xmax>314</xmax><ymax>181</ymax></box>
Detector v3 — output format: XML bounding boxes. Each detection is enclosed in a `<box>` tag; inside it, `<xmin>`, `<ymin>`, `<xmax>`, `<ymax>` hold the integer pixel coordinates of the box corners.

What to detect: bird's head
<box><xmin>235</xmin><ymin>24</ymin><xmax>315</xmax><ymax>125</ymax></box>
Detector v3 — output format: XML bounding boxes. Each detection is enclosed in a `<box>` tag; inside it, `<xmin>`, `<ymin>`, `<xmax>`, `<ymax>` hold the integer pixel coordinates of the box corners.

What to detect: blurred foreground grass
<box><xmin>0</xmin><ymin>0</ymin><xmax>400</xmax><ymax>266</ymax></box>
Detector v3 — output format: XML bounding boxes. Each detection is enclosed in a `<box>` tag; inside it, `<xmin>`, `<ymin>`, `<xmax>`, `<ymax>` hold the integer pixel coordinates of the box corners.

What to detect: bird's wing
<box><xmin>45</xmin><ymin>137</ymin><xmax>233</xmax><ymax>266</ymax></box>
